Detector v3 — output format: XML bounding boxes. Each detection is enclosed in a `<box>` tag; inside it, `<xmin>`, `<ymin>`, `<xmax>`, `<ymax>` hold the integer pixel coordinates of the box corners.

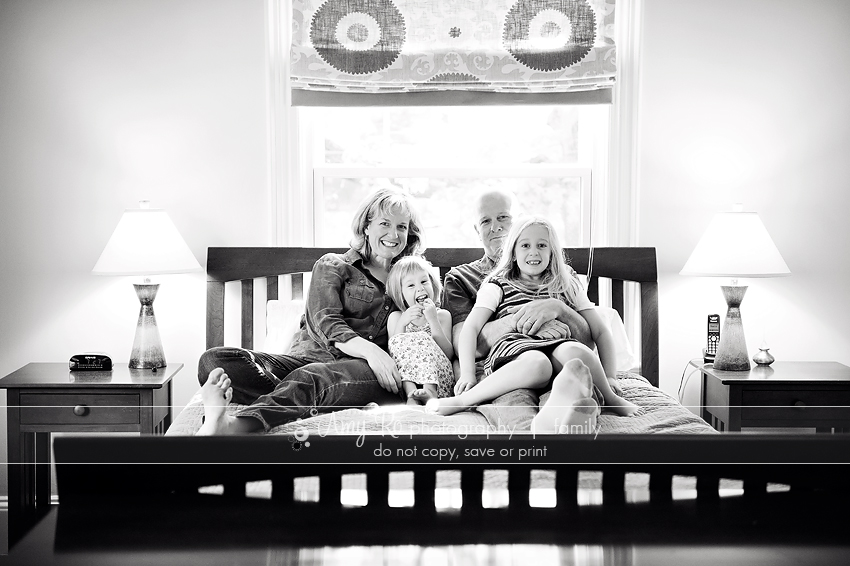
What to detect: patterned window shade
<box><xmin>291</xmin><ymin>0</ymin><xmax>616</xmax><ymax>105</ymax></box>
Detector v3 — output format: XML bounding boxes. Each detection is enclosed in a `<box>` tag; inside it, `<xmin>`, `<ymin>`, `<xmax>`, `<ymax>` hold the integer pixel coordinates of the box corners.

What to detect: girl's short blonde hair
<box><xmin>487</xmin><ymin>215</ymin><xmax>583</xmax><ymax>304</ymax></box>
<box><xmin>349</xmin><ymin>188</ymin><xmax>424</xmax><ymax>262</ymax></box>
<box><xmin>386</xmin><ymin>255</ymin><xmax>443</xmax><ymax>310</ymax></box>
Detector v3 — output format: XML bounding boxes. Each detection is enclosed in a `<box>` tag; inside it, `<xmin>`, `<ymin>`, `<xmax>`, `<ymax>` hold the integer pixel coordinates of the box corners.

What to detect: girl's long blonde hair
<box><xmin>486</xmin><ymin>216</ymin><xmax>584</xmax><ymax>305</ymax></box>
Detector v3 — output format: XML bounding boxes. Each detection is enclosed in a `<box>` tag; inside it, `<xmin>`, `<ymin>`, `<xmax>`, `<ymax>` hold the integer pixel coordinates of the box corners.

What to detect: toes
<box><xmin>219</xmin><ymin>376</ymin><xmax>231</xmax><ymax>390</ymax></box>
<box><xmin>207</xmin><ymin>368</ymin><xmax>225</xmax><ymax>385</ymax></box>
<box><xmin>224</xmin><ymin>387</ymin><xmax>233</xmax><ymax>403</ymax></box>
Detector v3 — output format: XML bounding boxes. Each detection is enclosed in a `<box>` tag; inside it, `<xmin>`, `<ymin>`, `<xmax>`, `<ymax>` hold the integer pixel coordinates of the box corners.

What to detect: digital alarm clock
<box><xmin>69</xmin><ymin>353</ymin><xmax>113</xmax><ymax>371</ymax></box>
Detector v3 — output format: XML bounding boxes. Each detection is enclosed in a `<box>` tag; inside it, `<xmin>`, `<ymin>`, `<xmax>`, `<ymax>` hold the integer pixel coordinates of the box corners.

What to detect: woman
<box><xmin>196</xmin><ymin>188</ymin><xmax>423</xmax><ymax>435</ymax></box>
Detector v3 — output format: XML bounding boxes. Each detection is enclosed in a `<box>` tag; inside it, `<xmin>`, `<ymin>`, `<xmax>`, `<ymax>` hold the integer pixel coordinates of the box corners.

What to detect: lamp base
<box><xmin>713</xmin><ymin>285</ymin><xmax>751</xmax><ymax>371</ymax></box>
<box><xmin>130</xmin><ymin>283</ymin><xmax>166</xmax><ymax>369</ymax></box>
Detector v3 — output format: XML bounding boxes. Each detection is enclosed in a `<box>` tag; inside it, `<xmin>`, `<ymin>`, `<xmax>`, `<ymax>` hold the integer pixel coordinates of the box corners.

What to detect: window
<box><xmin>299</xmin><ymin>105</ymin><xmax>608</xmax><ymax>249</ymax></box>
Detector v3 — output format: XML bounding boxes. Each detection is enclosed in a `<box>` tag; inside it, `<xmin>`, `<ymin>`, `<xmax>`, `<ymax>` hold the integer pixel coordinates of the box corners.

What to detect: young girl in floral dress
<box><xmin>387</xmin><ymin>256</ymin><xmax>455</xmax><ymax>404</ymax></box>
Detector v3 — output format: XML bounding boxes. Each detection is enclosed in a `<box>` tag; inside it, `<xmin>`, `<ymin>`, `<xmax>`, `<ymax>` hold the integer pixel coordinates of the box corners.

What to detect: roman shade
<box><xmin>290</xmin><ymin>0</ymin><xmax>616</xmax><ymax>105</ymax></box>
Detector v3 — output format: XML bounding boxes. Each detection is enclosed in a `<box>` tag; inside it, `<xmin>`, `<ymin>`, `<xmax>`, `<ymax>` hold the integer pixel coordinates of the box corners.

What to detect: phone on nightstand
<box><xmin>704</xmin><ymin>314</ymin><xmax>720</xmax><ymax>363</ymax></box>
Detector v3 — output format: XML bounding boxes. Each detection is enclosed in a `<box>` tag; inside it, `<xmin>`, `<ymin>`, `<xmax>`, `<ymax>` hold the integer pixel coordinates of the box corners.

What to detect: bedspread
<box><xmin>167</xmin><ymin>372</ymin><xmax>716</xmax><ymax>437</ymax></box>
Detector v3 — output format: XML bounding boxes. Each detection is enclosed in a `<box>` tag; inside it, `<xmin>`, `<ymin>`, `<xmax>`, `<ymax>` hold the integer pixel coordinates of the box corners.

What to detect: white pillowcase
<box><xmin>263</xmin><ymin>300</ymin><xmax>639</xmax><ymax>372</ymax></box>
<box><xmin>264</xmin><ymin>299</ymin><xmax>306</xmax><ymax>354</ymax></box>
<box><xmin>596</xmin><ymin>306</ymin><xmax>639</xmax><ymax>372</ymax></box>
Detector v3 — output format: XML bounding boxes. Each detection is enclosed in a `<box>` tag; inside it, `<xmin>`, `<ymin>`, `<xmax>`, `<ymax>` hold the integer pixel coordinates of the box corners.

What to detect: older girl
<box><xmin>428</xmin><ymin>216</ymin><xmax>639</xmax><ymax>432</ymax></box>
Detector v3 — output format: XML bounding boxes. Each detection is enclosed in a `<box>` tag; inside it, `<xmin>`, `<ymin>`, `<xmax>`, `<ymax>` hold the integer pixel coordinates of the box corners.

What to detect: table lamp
<box><xmin>680</xmin><ymin>204</ymin><xmax>790</xmax><ymax>371</ymax></box>
<box><xmin>92</xmin><ymin>201</ymin><xmax>201</xmax><ymax>369</ymax></box>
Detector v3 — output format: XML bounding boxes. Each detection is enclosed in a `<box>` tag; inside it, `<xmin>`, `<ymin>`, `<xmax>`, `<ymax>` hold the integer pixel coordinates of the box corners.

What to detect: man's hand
<box><xmin>532</xmin><ymin>319</ymin><xmax>571</xmax><ymax>340</ymax></box>
<box><xmin>509</xmin><ymin>298</ymin><xmax>564</xmax><ymax>335</ymax></box>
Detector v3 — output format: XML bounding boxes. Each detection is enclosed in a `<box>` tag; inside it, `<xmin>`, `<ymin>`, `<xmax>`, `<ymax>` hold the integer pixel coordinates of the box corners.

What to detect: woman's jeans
<box><xmin>198</xmin><ymin>347</ymin><xmax>400</xmax><ymax>431</ymax></box>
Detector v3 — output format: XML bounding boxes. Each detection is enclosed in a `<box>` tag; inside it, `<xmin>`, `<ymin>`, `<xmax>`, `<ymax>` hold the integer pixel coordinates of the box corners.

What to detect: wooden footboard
<box><xmin>53</xmin><ymin>434</ymin><xmax>850</xmax><ymax>548</ymax></box>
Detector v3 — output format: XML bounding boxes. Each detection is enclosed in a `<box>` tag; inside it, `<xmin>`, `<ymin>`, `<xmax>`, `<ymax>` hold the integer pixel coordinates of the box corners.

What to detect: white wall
<box><xmin>0</xmin><ymin>0</ymin><xmax>269</xmax><ymax>494</ymax></box>
<box><xmin>638</xmin><ymin>0</ymin><xmax>850</xmax><ymax>408</ymax></box>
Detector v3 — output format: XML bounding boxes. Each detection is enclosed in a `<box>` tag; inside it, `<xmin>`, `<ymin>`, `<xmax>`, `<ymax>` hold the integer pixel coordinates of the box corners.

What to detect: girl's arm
<box><xmin>580</xmin><ymin>308</ymin><xmax>618</xmax><ymax>379</ymax></box>
<box><xmin>387</xmin><ymin>311</ymin><xmax>402</xmax><ymax>337</ymax></box>
<box><xmin>456</xmin><ymin>307</ymin><xmax>491</xmax><ymax>394</ymax></box>
<box><xmin>431</xmin><ymin>308</ymin><xmax>454</xmax><ymax>359</ymax></box>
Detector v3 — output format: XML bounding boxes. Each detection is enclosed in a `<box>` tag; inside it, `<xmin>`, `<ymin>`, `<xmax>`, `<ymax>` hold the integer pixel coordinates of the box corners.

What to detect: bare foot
<box><xmin>607</xmin><ymin>376</ymin><xmax>623</xmax><ymax>395</ymax></box>
<box><xmin>425</xmin><ymin>395</ymin><xmax>469</xmax><ymax>416</ymax></box>
<box><xmin>532</xmin><ymin>359</ymin><xmax>599</xmax><ymax>434</ymax></box>
<box><xmin>410</xmin><ymin>388</ymin><xmax>438</xmax><ymax>404</ymax></box>
<box><xmin>196</xmin><ymin>368</ymin><xmax>233</xmax><ymax>435</ymax></box>
<box><xmin>406</xmin><ymin>397</ymin><xmax>421</xmax><ymax>406</ymax></box>
<box><xmin>604</xmin><ymin>394</ymin><xmax>642</xmax><ymax>417</ymax></box>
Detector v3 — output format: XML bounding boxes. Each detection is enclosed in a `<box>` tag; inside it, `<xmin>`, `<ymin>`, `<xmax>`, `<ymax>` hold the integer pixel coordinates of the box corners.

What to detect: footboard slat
<box><xmin>413</xmin><ymin>468</ymin><xmax>436</xmax><ymax>511</ymax></box>
<box><xmin>460</xmin><ymin>468</ymin><xmax>483</xmax><ymax>511</ymax></box>
<box><xmin>368</xmin><ymin>470</ymin><xmax>390</xmax><ymax>510</ymax></box>
<box><xmin>319</xmin><ymin>472</ymin><xmax>342</xmax><ymax>507</ymax></box>
<box><xmin>507</xmin><ymin>467</ymin><xmax>530</xmax><ymax>510</ymax></box>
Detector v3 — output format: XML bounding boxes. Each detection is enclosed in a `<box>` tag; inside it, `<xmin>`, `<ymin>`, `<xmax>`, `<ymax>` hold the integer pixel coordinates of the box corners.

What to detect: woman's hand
<box><xmin>454</xmin><ymin>372</ymin><xmax>478</xmax><ymax>395</ymax></box>
<box><xmin>365</xmin><ymin>347</ymin><xmax>402</xmax><ymax>394</ymax></box>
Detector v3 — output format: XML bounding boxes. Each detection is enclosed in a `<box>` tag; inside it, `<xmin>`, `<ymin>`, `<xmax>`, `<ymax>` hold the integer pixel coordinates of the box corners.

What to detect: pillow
<box><xmin>597</xmin><ymin>306</ymin><xmax>639</xmax><ymax>372</ymax></box>
<box><xmin>264</xmin><ymin>299</ymin><xmax>306</xmax><ymax>354</ymax></box>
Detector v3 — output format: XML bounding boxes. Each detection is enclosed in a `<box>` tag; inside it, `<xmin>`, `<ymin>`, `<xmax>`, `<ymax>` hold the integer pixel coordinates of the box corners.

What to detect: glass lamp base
<box><xmin>130</xmin><ymin>283</ymin><xmax>166</xmax><ymax>369</ymax></box>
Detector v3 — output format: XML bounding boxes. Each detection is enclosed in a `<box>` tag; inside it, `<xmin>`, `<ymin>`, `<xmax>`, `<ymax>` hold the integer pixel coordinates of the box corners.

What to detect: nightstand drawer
<box><xmin>20</xmin><ymin>393</ymin><xmax>141</xmax><ymax>425</ymax></box>
<box><xmin>741</xmin><ymin>389</ymin><xmax>850</xmax><ymax>422</ymax></box>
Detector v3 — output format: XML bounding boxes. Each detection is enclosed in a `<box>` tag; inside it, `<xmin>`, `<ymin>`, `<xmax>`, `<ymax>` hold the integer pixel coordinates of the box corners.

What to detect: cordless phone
<box><xmin>704</xmin><ymin>314</ymin><xmax>720</xmax><ymax>363</ymax></box>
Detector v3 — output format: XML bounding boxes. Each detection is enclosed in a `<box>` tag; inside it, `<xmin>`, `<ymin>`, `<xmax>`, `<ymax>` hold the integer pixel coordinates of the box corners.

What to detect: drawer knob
<box><xmin>794</xmin><ymin>400</ymin><xmax>806</xmax><ymax>408</ymax></box>
<box><xmin>73</xmin><ymin>405</ymin><xmax>89</xmax><ymax>417</ymax></box>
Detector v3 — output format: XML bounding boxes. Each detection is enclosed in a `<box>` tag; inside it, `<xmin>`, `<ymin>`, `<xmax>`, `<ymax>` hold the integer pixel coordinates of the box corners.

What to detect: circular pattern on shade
<box><xmin>503</xmin><ymin>0</ymin><xmax>596</xmax><ymax>72</ymax></box>
<box><xmin>311</xmin><ymin>0</ymin><xmax>406</xmax><ymax>74</ymax></box>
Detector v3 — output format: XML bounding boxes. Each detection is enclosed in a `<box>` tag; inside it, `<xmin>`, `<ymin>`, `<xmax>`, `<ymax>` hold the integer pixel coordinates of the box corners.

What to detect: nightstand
<box><xmin>0</xmin><ymin>362</ymin><xmax>181</xmax><ymax>545</ymax></box>
<box><xmin>692</xmin><ymin>359</ymin><xmax>850</xmax><ymax>432</ymax></box>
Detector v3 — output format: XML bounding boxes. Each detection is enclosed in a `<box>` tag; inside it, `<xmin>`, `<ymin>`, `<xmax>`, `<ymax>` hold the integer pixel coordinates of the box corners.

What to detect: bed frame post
<box><xmin>206</xmin><ymin>281</ymin><xmax>225</xmax><ymax>349</ymax></box>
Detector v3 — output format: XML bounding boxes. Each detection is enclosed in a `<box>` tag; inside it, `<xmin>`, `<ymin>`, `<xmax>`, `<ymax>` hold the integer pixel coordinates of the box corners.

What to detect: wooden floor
<box><xmin>4</xmin><ymin>504</ymin><xmax>850</xmax><ymax>566</ymax></box>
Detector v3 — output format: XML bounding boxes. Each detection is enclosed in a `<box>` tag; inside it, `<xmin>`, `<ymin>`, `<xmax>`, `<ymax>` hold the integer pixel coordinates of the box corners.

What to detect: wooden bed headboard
<box><xmin>205</xmin><ymin>247</ymin><xmax>659</xmax><ymax>387</ymax></box>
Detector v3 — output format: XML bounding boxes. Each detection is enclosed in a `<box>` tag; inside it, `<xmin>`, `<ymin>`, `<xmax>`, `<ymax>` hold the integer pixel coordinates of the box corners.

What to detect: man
<box><xmin>441</xmin><ymin>189</ymin><xmax>593</xmax><ymax>431</ymax></box>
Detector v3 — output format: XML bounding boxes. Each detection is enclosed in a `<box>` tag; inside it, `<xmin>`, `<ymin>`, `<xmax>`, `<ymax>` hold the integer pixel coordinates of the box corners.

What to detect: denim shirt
<box><xmin>287</xmin><ymin>249</ymin><xmax>396</xmax><ymax>363</ymax></box>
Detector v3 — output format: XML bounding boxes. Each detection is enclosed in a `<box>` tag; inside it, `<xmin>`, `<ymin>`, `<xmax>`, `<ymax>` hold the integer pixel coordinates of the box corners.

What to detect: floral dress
<box><xmin>388</xmin><ymin>321</ymin><xmax>454</xmax><ymax>398</ymax></box>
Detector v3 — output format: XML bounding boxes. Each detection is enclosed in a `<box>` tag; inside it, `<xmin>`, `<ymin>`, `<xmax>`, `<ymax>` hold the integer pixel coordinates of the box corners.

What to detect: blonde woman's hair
<box><xmin>386</xmin><ymin>255</ymin><xmax>443</xmax><ymax>310</ymax></box>
<box><xmin>487</xmin><ymin>216</ymin><xmax>583</xmax><ymax>304</ymax></box>
<box><xmin>349</xmin><ymin>188</ymin><xmax>424</xmax><ymax>262</ymax></box>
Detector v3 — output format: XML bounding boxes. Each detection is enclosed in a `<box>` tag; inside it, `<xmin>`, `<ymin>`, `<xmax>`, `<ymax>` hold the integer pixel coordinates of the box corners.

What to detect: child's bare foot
<box><xmin>410</xmin><ymin>388</ymin><xmax>437</xmax><ymax>404</ymax></box>
<box><xmin>532</xmin><ymin>359</ymin><xmax>599</xmax><ymax>434</ymax></box>
<box><xmin>604</xmin><ymin>394</ymin><xmax>642</xmax><ymax>417</ymax></box>
<box><xmin>196</xmin><ymin>368</ymin><xmax>233</xmax><ymax>435</ymax></box>
<box><xmin>607</xmin><ymin>376</ymin><xmax>623</xmax><ymax>395</ymax></box>
<box><xmin>425</xmin><ymin>396</ymin><xmax>469</xmax><ymax>416</ymax></box>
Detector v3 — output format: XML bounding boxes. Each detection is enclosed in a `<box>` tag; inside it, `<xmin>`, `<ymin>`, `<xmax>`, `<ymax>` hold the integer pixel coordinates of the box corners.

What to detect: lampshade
<box><xmin>92</xmin><ymin>201</ymin><xmax>200</xmax><ymax>369</ymax></box>
<box><xmin>92</xmin><ymin>202</ymin><xmax>201</xmax><ymax>276</ymax></box>
<box><xmin>680</xmin><ymin>208</ymin><xmax>790</xmax><ymax>278</ymax></box>
<box><xmin>680</xmin><ymin>205</ymin><xmax>790</xmax><ymax>372</ymax></box>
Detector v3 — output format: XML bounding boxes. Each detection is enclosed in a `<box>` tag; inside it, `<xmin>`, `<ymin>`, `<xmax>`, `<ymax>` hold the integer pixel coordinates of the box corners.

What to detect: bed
<box><xmin>47</xmin><ymin>246</ymin><xmax>850</xmax><ymax>556</ymax></box>
<box><xmin>166</xmin><ymin>246</ymin><xmax>713</xmax><ymax>437</ymax></box>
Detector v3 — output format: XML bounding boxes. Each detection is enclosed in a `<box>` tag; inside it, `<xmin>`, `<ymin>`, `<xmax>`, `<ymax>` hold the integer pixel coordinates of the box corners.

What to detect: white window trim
<box><xmin>267</xmin><ymin>0</ymin><xmax>642</xmax><ymax>250</ymax></box>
